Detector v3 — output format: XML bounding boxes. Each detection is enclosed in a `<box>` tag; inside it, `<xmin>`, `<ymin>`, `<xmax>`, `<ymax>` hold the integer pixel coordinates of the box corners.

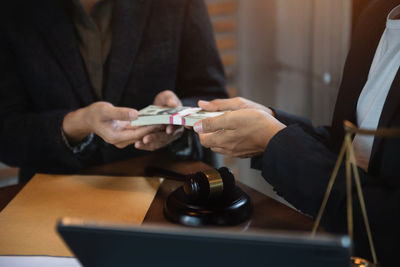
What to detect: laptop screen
<box><xmin>58</xmin><ymin>218</ymin><xmax>351</xmax><ymax>267</ymax></box>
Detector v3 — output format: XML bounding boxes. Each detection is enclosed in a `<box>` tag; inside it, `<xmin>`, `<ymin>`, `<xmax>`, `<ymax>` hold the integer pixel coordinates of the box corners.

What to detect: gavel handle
<box><xmin>145</xmin><ymin>166</ymin><xmax>187</xmax><ymax>182</ymax></box>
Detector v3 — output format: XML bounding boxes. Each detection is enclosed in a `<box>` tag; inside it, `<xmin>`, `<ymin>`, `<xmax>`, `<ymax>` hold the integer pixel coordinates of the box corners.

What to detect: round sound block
<box><xmin>164</xmin><ymin>186</ymin><xmax>253</xmax><ymax>226</ymax></box>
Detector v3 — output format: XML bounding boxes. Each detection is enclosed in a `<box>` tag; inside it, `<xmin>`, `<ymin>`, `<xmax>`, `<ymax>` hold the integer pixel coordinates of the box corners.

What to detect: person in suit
<box><xmin>0</xmin><ymin>0</ymin><xmax>227</xmax><ymax>182</ymax></box>
<box><xmin>194</xmin><ymin>0</ymin><xmax>400</xmax><ymax>265</ymax></box>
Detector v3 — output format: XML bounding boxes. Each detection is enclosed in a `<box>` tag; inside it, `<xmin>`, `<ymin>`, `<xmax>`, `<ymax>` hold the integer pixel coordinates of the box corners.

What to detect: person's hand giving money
<box><xmin>62</xmin><ymin>102</ymin><xmax>163</xmax><ymax>149</ymax></box>
<box><xmin>62</xmin><ymin>90</ymin><xmax>184</xmax><ymax>150</ymax></box>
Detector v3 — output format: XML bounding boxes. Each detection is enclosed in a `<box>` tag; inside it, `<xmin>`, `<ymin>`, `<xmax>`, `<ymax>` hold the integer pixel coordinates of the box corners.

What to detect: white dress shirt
<box><xmin>353</xmin><ymin>5</ymin><xmax>400</xmax><ymax>171</ymax></box>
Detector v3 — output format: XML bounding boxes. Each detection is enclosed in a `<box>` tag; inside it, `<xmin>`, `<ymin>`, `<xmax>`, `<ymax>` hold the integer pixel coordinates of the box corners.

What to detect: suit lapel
<box><xmin>369</xmin><ymin>68</ymin><xmax>400</xmax><ymax>171</ymax></box>
<box><xmin>331</xmin><ymin>0</ymin><xmax>400</xmax><ymax>151</ymax></box>
<box><xmin>104</xmin><ymin>0</ymin><xmax>153</xmax><ymax>105</ymax></box>
<box><xmin>33</xmin><ymin>0</ymin><xmax>95</xmax><ymax>106</ymax></box>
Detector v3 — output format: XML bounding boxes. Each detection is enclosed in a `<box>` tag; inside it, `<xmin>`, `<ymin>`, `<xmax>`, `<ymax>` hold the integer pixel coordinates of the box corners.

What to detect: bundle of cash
<box><xmin>130</xmin><ymin>105</ymin><xmax>225</xmax><ymax>127</ymax></box>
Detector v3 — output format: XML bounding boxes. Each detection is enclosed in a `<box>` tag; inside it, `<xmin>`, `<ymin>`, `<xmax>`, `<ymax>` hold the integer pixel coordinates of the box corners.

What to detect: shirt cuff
<box><xmin>60</xmin><ymin>128</ymin><xmax>94</xmax><ymax>154</ymax></box>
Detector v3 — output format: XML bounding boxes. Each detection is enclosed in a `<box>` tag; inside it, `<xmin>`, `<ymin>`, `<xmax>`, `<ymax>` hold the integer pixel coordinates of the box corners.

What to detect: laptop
<box><xmin>57</xmin><ymin>218</ymin><xmax>351</xmax><ymax>267</ymax></box>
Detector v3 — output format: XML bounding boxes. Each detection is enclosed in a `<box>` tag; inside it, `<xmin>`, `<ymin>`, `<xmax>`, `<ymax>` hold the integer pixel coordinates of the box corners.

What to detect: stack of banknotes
<box><xmin>130</xmin><ymin>105</ymin><xmax>226</xmax><ymax>127</ymax></box>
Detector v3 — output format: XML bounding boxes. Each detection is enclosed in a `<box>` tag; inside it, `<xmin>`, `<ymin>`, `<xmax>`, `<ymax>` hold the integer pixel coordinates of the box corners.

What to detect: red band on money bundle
<box><xmin>169</xmin><ymin>107</ymin><xmax>201</xmax><ymax>126</ymax></box>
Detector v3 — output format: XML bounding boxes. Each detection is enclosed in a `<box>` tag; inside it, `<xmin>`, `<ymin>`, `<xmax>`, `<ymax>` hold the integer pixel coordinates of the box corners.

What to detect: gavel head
<box><xmin>183</xmin><ymin>167</ymin><xmax>236</xmax><ymax>202</ymax></box>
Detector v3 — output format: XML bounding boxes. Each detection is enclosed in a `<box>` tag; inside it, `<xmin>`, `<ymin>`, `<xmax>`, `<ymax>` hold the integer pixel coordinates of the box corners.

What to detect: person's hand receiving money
<box><xmin>193</xmin><ymin>98</ymin><xmax>286</xmax><ymax>158</ymax></box>
<box><xmin>134</xmin><ymin>90</ymin><xmax>184</xmax><ymax>151</ymax></box>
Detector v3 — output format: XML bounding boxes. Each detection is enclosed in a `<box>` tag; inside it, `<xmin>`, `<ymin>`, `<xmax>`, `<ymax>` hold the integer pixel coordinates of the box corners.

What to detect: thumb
<box><xmin>167</xmin><ymin>97</ymin><xmax>180</xmax><ymax>108</ymax></box>
<box><xmin>194</xmin><ymin>113</ymin><xmax>230</xmax><ymax>134</ymax></box>
<box><xmin>105</xmin><ymin>106</ymin><xmax>138</xmax><ymax>121</ymax></box>
<box><xmin>154</xmin><ymin>90</ymin><xmax>182</xmax><ymax>107</ymax></box>
<box><xmin>198</xmin><ymin>100</ymin><xmax>218</xmax><ymax>111</ymax></box>
<box><xmin>198</xmin><ymin>99</ymin><xmax>235</xmax><ymax>111</ymax></box>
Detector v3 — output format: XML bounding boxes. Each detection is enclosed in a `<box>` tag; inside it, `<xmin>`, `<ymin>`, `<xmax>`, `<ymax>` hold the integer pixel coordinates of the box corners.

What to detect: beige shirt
<box><xmin>71</xmin><ymin>0</ymin><xmax>113</xmax><ymax>99</ymax></box>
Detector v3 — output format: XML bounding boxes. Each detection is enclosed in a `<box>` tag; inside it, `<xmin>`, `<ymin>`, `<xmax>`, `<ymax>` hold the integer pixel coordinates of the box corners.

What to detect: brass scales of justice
<box><xmin>310</xmin><ymin>120</ymin><xmax>400</xmax><ymax>267</ymax></box>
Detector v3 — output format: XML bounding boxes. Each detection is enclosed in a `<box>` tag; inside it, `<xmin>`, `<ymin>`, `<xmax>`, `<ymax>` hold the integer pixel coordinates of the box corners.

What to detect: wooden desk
<box><xmin>0</xmin><ymin>153</ymin><xmax>314</xmax><ymax>232</ymax></box>
<box><xmin>81</xmin><ymin>153</ymin><xmax>314</xmax><ymax>232</ymax></box>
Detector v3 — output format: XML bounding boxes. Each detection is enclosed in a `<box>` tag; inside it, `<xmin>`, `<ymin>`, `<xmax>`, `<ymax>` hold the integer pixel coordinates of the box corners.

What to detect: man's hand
<box><xmin>135</xmin><ymin>90</ymin><xmax>185</xmax><ymax>151</ymax></box>
<box><xmin>62</xmin><ymin>102</ymin><xmax>163</xmax><ymax>149</ymax></box>
<box><xmin>198</xmin><ymin>97</ymin><xmax>274</xmax><ymax>116</ymax></box>
<box><xmin>193</xmin><ymin>109</ymin><xmax>286</xmax><ymax>158</ymax></box>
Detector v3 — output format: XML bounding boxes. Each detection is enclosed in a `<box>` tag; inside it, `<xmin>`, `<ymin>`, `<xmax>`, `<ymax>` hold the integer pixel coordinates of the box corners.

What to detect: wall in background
<box><xmin>206</xmin><ymin>0</ymin><xmax>239</xmax><ymax>97</ymax></box>
<box><xmin>237</xmin><ymin>0</ymin><xmax>352</xmax><ymax>123</ymax></box>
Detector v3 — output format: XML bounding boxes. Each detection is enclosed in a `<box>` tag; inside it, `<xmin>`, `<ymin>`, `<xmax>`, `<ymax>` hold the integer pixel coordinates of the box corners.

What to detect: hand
<box><xmin>153</xmin><ymin>90</ymin><xmax>182</xmax><ymax>107</ymax></box>
<box><xmin>193</xmin><ymin>109</ymin><xmax>286</xmax><ymax>158</ymax></box>
<box><xmin>62</xmin><ymin>102</ymin><xmax>163</xmax><ymax>149</ymax></box>
<box><xmin>198</xmin><ymin>97</ymin><xmax>274</xmax><ymax>116</ymax></box>
<box><xmin>135</xmin><ymin>90</ymin><xmax>185</xmax><ymax>151</ymax></box>
<box><xmin>134</xmin><ymin>125</ymin><xmax>184</xmax><ymax>151</ymax></box>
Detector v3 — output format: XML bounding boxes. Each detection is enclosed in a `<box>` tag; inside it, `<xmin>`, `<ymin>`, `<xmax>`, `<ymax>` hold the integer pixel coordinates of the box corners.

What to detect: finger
<box><xmin>198</xmin><ymin>130</ymin><xmax>231</xmax><ymax>148</ymax></box>
<box><xmin>113</xmin><ymin>128</ymin><xmax>146</xmax><ymax>148</ymax></box>
<box><xmin>103</xmin><ymin>104</ymin><xmax>138</xmax><ymax>121</ymax></box>
<box><xmin>136</xmin><ymin>133</ymin><xmax>168</xmax><ymax>151</ymax></box>
<box><xmin>144</xmin><ymin>133</ymin><xmax>164</xmax><ymax>148</ymax></box>
<box><xmin>198</xmin><ymin>100</ymin><xmax>217</xmax><ymax>111</ymax></box>
<box><xmin>103</xmin><ymin>125</ymin><xmax>162</xmax><ymax>145</ymax></box>
<box><xmin>160</xmin><ymin>124</ymin><xmax>182</xmax><ymax>135</ymax></box>
<box><xmin>198</xmin><ymin>99</ymin><xmax>237</xmax><ymax>112</ymax></box>
<box><xmin>154</xmin><ymin>90</ymin><xmax>182</xmax><ymax>107</ymax></box>
<box><xmin>114</xmin><ymin>140</ymin><xmax>135</xmax><ymax>149</ymax></box>
<box><xmin>193</xmin><ymin>113</ymin><xmax>234</xmax><ymax>134</ymax></box>
<box><xmin>135</xmin><ymin>141</ymin><xmax>144</xmax><ymax>149</ymax></box>
<box><xmin>123</xmin><ymin>125</ymin><xmax>163</xmax><ymax>140</ymax></box>
<box><xmin>197</xmin><ymin>132</ymin><xmax>213</xmax><ymax>148</ymax></box>
<box><xmin>142</xmin><ymin>133</ymin><xmax>156</xmax><ymax>144</ymax></box>
<box><xmin>110</xmin><ymin>120</ymin><xmax>131</xmax><ymax>131</ymax></box>
<box><xmin>167</xmin><ymin>97</ymin><xmax>181</xmax><ymax>108</ymax></box>
<box><xmin>146</xmin><ymin>127</ymin><xmax>183</xmax><ymax>144</ymax></box>
<box><xmin>166</xmin><ymin>125</ymin><xmax>174</xmax><ymax>135</ymax></box>
<box><xmin>137</xmin><ymin>130</ymin><xmax>183</xmax><ymax>151</ymax></box>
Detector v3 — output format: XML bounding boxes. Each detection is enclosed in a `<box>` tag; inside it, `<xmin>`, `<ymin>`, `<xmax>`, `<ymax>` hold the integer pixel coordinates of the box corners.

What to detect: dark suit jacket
<box><xmin>253</xmin><ymin>1</ymin><xmax>400</xmax><ymax>265</ymax></box>
<box><xmin>0</xmin><ymin>0</ymin><xmax>227</xmax><ymax>181</ymax></box>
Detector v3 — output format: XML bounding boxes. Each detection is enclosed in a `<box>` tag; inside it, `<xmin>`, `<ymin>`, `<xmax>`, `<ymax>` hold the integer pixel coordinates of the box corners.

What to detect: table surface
<box><xmin>0</xmin><ymin>153</ymin><xmax>316</xmax><ymax>233</ymax></box>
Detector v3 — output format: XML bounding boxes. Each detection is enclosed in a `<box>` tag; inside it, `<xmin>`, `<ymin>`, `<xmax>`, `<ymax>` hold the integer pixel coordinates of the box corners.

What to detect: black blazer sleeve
<box><xmin>251</xmin><ymin>109</ymin><xmax>332</xmax><ymax>171</ymax></box>
<box><xmin>0</xmin><ymin>29</ymin><xmax>89</xmax><ymax>174</ymax></box>
<box><xmin>274</xmin><ymin>109</ymin><xmax>332</xmax><ymax>144</ymax></box>
<box><xmin>259</xmin><ymin>123</ymin><xmax>399</xmax><ymax>264</ymax></box>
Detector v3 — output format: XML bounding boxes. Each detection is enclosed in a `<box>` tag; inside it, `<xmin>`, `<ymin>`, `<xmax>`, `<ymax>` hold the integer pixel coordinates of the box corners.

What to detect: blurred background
<box><xmin>0</xmin><ymin>0</ymin><xmax>372</xmax><ymax>201</ymax></box>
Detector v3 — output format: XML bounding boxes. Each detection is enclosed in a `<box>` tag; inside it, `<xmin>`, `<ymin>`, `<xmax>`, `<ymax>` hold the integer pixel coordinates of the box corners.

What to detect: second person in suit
<box><xmin>0</xmin><ymin>0</ymin><xmax>228</xmax><ymax>181</ymax></box>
